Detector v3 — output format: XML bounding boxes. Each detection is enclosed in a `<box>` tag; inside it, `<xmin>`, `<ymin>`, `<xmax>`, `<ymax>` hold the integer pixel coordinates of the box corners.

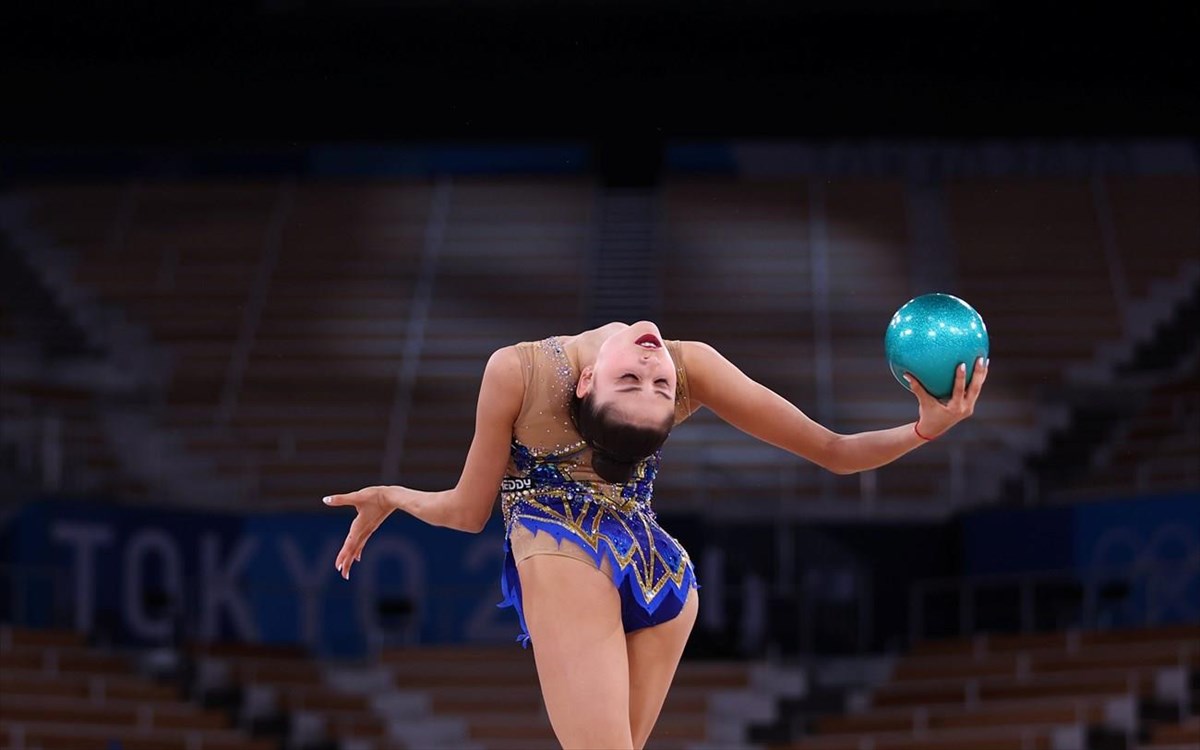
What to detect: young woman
<box><xmin>324</xmin><ymin>320</ymin><xmax>988</xmax><ymax>749</ymax></box>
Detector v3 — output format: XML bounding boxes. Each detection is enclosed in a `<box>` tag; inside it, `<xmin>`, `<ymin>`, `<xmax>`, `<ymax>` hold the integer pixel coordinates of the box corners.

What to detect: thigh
<box><xmin>625</xmin><ymin>588</ymin><xmax>699</xmax><ymax>750</ymax></box>
<box><xmin>518</xmin><ymin>553</ymin><xmax>634</xmax><ymax>750</ymax></box>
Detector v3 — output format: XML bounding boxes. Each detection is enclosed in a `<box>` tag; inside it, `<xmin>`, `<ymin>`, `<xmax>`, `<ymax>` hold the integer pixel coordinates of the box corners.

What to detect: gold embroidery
<box><xmin>504</xmin><ymin>485</ymin><xmax>693</xmax><ymax>603</ymax></box>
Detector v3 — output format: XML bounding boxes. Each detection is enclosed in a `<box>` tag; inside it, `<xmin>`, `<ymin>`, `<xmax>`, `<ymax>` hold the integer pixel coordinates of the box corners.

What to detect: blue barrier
<box><xmin>1</xmin><ymin>500</ymin><xmax>510</xmax><ymax>655</ymax></box>
<box><xmin>962</xmin><ymin>491</ymin><xmax>1200</xmax><ymax>626</ymax></box>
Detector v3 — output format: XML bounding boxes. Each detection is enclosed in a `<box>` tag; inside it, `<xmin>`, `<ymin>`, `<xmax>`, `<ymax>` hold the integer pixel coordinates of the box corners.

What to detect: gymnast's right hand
<box><xmin>324</xmin><ymin>486</ymin><xmax>397</xmax><ymax>580</ymax></box>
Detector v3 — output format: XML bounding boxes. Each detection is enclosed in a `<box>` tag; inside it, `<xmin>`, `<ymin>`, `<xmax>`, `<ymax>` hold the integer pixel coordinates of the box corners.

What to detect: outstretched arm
<box><xmin>401</xmin><ymin>345</ymin><xmax>524</xmax><ymax>529</ymax></box>
<box><xmin>325</xmin><ymin>346</ymin><xmax>524</xmax><ymax>578</ymax></box>
<box><xmin>683</xmin><ymin>341</ymin><xmax>987</xmax><ymax>475</ymax></box>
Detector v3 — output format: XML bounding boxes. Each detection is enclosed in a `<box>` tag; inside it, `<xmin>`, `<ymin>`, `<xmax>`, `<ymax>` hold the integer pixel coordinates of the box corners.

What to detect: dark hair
<box><xmin>570</xmin><ymin>392</ymin><xmax>673</xmax><ymax>484</ymax></box>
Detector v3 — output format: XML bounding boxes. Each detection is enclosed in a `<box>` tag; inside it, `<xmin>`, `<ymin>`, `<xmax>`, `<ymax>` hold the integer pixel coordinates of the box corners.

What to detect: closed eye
<box><xmin>617</xmin><ymin>373</ymin><xmax>672</xmax><ymax>400</ymax></box>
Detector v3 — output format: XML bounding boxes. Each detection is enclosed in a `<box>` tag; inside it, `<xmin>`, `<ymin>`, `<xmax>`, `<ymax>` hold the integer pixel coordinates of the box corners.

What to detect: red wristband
<box><xmin>914</xmin><ymin>423</ymin><xmax>935</xmax><ymax>441</ymax></box>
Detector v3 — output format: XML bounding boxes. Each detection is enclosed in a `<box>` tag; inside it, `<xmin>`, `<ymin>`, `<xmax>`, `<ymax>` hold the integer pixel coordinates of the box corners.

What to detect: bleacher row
<box><xmin>1056</xmin><ymin>362</ymin><xmax>1199</xmax><ymax>502</ymax></box>
<box><xmin>0</xmin><ymin>627</ymin><xmax>273</xmax><ymax>750</ymax></box>
<box><xmin>1</xmin><ymin>175</ymin><xmax>1198</xmax><ymax>513</ymax></box>
<box><xmin>0</xmin><ymin>378</ymin><xmax>147</xmax><ymax>500</ymax></box>
<box><xmin>774</xmin><ymin>624</ymin><xmax>1199</xmax><ymax>750</ymax></box>
<box><xmin>2</xmin><ymin>621</ymin><xmax>1196</xmax><ymax>750</ymax></box>
<box><xmin>0</xmin><ymin>624</ymin><xmax>763</xmax><ymax>750</ymax></box>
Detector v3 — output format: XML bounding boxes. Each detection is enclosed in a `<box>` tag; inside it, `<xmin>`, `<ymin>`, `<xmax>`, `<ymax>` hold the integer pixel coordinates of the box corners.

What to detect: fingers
<box><xmin>323</xmin><ymin>486</ymin><xmax>380</xmax><ymax>508</ymax></box>
<box><xmin>323</xmin><ymin>489</ymin><xmax>366</xmax><ymax>507</ymax></box>
<box><xmin>333</xmin><ymin>515</ymin><xmax>376</xmax><ymax>580</ymax></box>
<box><xmin>335</xmin><ymin>539</ymin><xmax>354</xmax><ymax>579</ymax></box>
<box><xmin>906</xmin><ymin>361</ymin><xmax>982</xmax><ymax>440</ymax></box>
<box><xmin>323</xmin><ymin>493</ymin><xmax>347</xmax><ymax>507</ymax></box>
<box><xmin>335</xmin><ymin>537</ymin><xmax>365</xmax><ymax>580</ymax></box>
<box><xmin>334</xmin><ymin>520</ymin><xmax>360</xmax><ymax>577</ymax></box>
<box><xmin>904</xmin><ymin>373</ymin><xmax>935</xmax><ymax>404</ymax></box>
<box><xmin>943</xmin><ymin>358</ymin><xmax>987</xmax><ymax>427</ymax></box>
<box><xmin>951</xmin><ymin>362</ymin><xmax>968</xmax><ymax>401</ymax></box>
<box><xmin>966</xmin><ymin>356</ymin><xmax>989</xmax><ymax>401</ymax></box>
<box><xmin>325</xmin><ymin>486</ymin><xmax>387</xmax><ymax>580</ymax></box>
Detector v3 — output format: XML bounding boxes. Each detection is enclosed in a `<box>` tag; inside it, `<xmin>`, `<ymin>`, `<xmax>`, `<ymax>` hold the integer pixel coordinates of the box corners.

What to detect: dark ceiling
<box><xmin>4</xmin><ymin>2</ymin><xmax>1198</xmax><ymax>144</ymax></box>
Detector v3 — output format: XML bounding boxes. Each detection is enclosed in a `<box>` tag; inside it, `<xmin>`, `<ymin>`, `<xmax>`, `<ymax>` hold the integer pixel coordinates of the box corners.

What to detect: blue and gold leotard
<box><xmin>497</xmin><ymin>336</ymin><xmax>699</xmax><ymax>645</ymax></box>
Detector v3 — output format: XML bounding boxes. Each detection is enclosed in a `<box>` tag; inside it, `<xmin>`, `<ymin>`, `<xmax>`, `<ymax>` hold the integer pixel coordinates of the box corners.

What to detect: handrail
<box><xmin>0</xmin><ymin>393</ymin><xmax>74</xmax><ymax>494</ymax></box>
<box><xmin>808</xmin><ymin>179</ymin><xmax>836</xmax><ymax>504</ymax></box>
<box><xmin>685</xmin><ymin>424</ymin><xmax>1020</xmax><ymax>518</ymax></box>
<box><xmin>216</xmin><ymin>180</ymin><xmax>296</xmax><ymax>427</ymax></box>
<box><xmin>380</xmin><ymin>177</ymin><xmax>454</xmax><ymax>483</ymax></box>
<box><xmin>1090</xmin><ymin>173</ymin><xmax>1131</xmax><ymax>326</ymax></box>
<box><xmin>106</xmin><ymin>181</ymin><xmax>140</xmax><ymax>259</ymax></box>
<box><xmin>908</xmin><ymin>562</ymin><xmax>1198</xmax><ymax>645</ymax></box>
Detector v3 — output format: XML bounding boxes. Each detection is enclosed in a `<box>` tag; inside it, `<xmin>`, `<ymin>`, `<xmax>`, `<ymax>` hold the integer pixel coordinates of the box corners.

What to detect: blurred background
<box><xmin>1</xmin><ymin>2</ymin><xmax>1198</xmax><ymax>750</ymax></box>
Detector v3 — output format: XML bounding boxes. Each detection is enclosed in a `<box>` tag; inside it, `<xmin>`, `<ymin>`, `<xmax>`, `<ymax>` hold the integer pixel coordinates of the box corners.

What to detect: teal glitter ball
<box><xmin>885</xmin><ymin>293</ymin><xmax>989</xmax><ymax>400</ymax></box>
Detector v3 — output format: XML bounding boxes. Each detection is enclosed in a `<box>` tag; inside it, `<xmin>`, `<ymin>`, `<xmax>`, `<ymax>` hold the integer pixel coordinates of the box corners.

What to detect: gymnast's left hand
<box><xmin>324</xmin><ymin>485</ymin><xmax>398</xmax><ymax>580</ymax></box>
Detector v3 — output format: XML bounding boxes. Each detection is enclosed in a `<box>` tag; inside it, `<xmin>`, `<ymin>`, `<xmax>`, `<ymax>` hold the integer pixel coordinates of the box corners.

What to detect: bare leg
<box><xmin>518</xmin><ymin>554</ymin><xmax>634</xmax><ymax>749</ymax></box>
<box><xmin>626</xmin><ymin>588</ymin><xmax>699</xmax><ymax>749</ymax></box>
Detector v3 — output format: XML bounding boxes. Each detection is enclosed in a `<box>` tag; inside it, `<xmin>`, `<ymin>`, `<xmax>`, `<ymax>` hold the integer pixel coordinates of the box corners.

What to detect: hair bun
<box><xmin>570</xmin><ymin>391</ymin><xmax>670</xmax><ymax>485</ymax></box>
<box><xmin>590</xmin><ymin>448</ymin><xmax>638</xmax><ymax>484</ymax></box>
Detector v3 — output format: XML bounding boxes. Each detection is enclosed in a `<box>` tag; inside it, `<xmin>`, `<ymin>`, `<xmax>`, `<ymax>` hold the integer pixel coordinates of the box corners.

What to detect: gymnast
<box><xmin>325</xmin><ymin>320</ymin><xmax>988</xmax><ymax>749</ymax></box>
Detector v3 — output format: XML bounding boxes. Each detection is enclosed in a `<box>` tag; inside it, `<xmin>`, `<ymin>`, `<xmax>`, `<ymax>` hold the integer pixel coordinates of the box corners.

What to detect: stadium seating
<box><xmin>0</xmin><ymin>625</ymin><xmax>274</xmax><ymax>750</ymax></box>
<box><xmin>8</xmin><ymin>179</ymin><xmax>589</xmax><ymax>509</ymax></box>
<box><xmin>378</xmin><ymin>644</ymin><xmax>756</xmax><ymax>749</ymax></box>
<box><xmin>657</xmin><ymin>177</ymin><xmax>1061</xmax><ymax>513</ymax></box>
<box><xmin>4</xmin><ymin>173</ymin><xmax>1198</xmax><ymax>515</ymax></box>
<box><xmin>1144</xmin><ymin>716</ymin><xmax>1200</xmax><ymax>750</ymax></box>
<box><xmin>186</xmin><ymin>638</ymin><xmax>764</xmax><ymax>749</ymax></box>
<box><xmin>0</xmin><ymin>379</ymin><xmax>147</xmax><ymax>500</ymax></box>
<box><xmin>1055</xmin><ymin>363</ymin><xmax>1199</xmax><ymax>501</ymax></box>
<box><xmin>771</xmin><ymin>624</ymin><xmax>1199</xmax><ymax>750</ymax></box>
<box><xmin>190</xmin><ymin>639</ymin><xmax>392</xmax><ymax>749</ymax></box>
<box><xmin>1103</xmin><ymin>176</ymin><xmax>1200</xmax><ymax>301</ymax></box>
